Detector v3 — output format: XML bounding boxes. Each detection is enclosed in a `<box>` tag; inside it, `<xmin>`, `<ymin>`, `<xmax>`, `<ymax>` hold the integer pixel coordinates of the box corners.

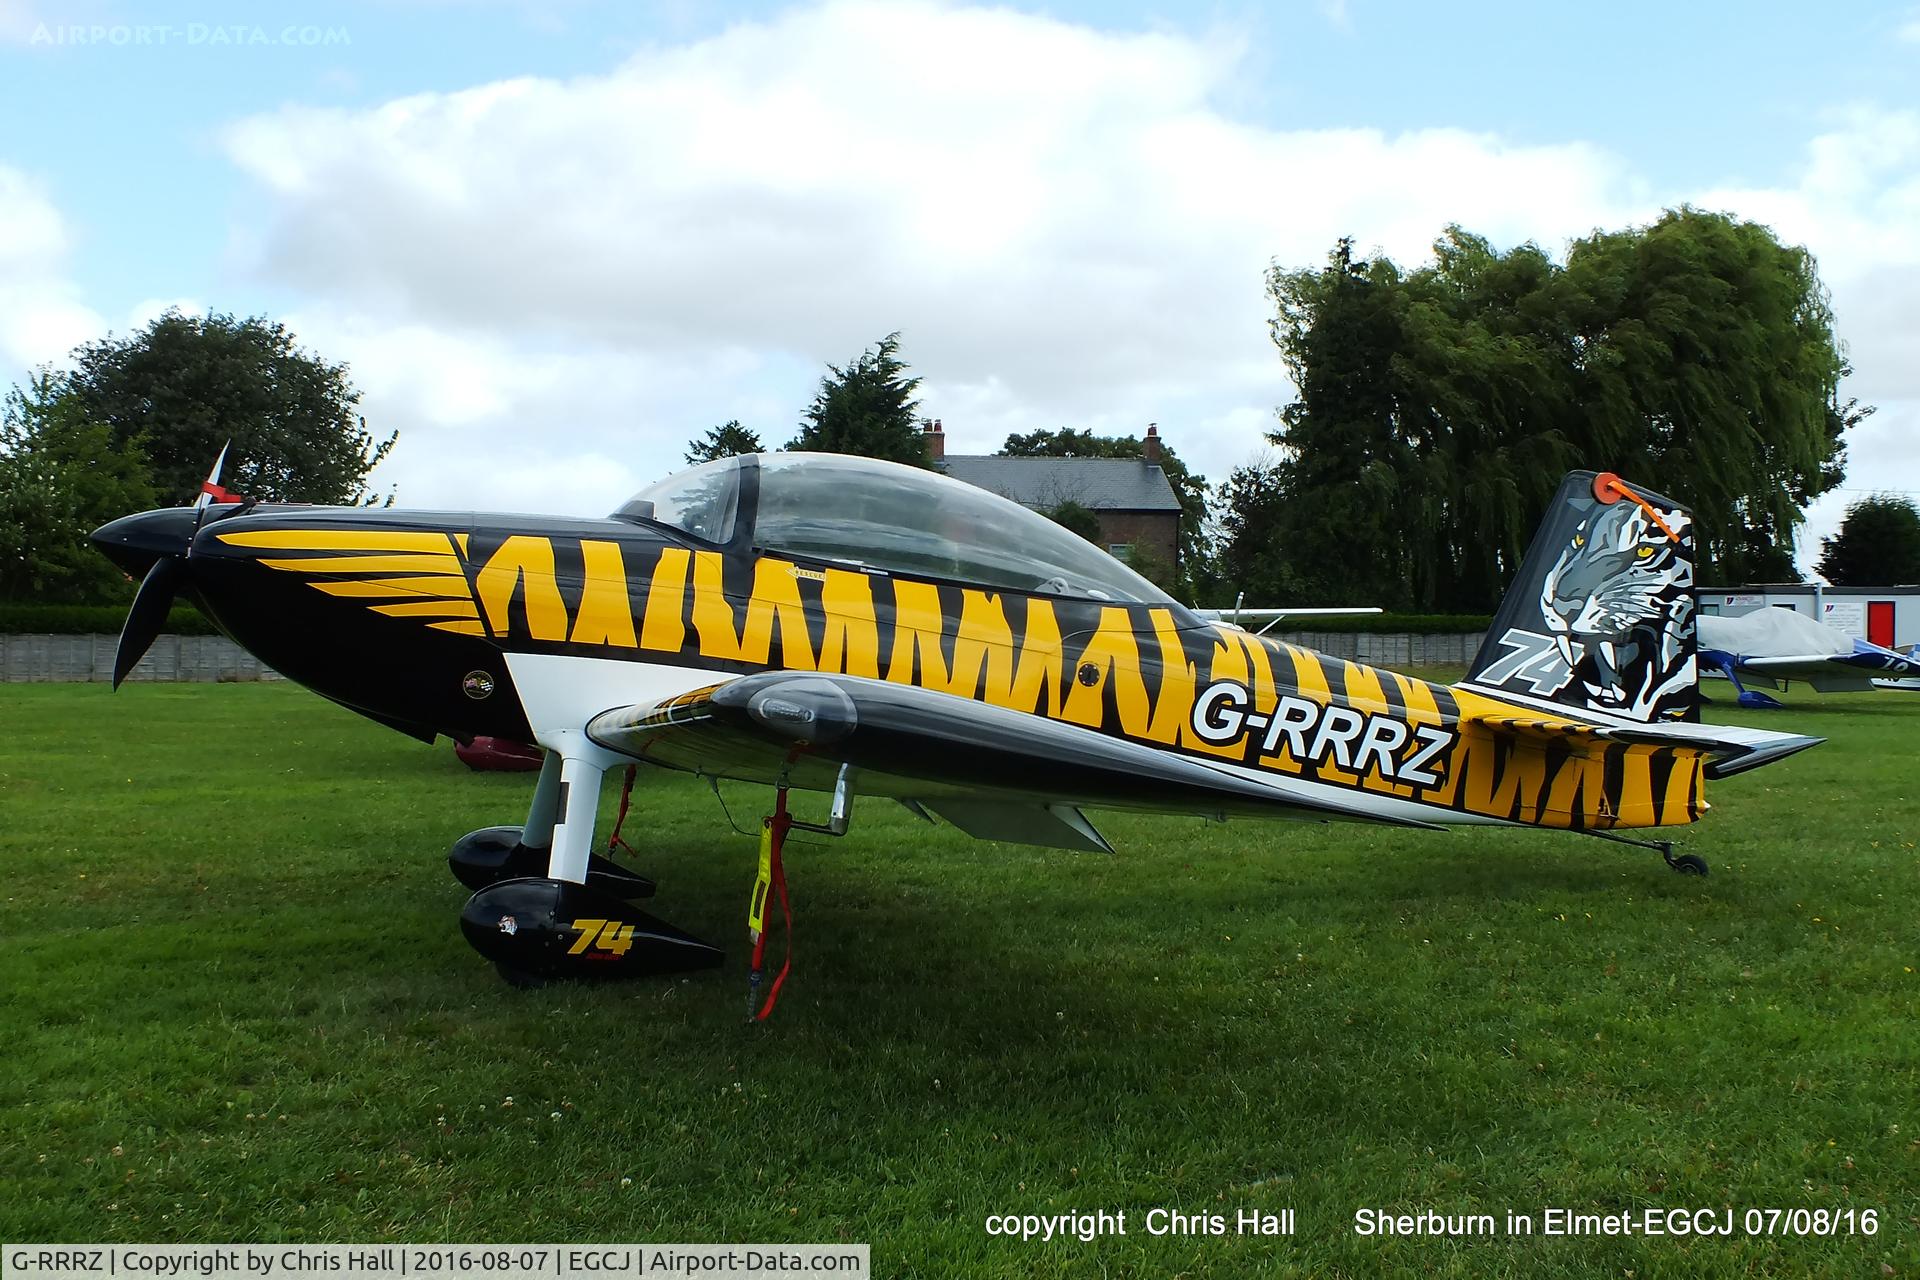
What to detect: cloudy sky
<box><xmin>2</xmin><ymin>0</ymin><xmax>1915</xmax><ymax>573</ymax></box>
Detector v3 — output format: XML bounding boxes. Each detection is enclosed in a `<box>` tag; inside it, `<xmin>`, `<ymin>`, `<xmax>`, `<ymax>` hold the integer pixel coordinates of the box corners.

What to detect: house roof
<box><xmin>939</xmin><ymin>455</ymin><xmax>1183</xmax><ymax>513</ymax></box>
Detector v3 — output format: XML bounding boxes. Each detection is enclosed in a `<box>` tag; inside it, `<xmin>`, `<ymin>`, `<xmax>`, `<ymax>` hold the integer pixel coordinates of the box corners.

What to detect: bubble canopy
<box><xmin>615</xmin><ymin>452</ymin><xmax>1174</xmax><ymax>605</ymax></box>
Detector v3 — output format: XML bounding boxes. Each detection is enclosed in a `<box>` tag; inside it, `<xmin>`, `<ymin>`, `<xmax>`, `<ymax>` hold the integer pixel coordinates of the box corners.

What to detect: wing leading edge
<box><xmin>584</xmin><ymin>671</ymin><xmax>1447</xmax><ymax>845</ymax></box>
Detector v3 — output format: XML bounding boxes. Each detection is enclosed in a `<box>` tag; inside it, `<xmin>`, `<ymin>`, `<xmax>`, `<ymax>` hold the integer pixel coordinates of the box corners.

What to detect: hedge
<box><xmin>0</xmin><ymin>602</ymin><xmax>218</xmax><ymax>636</ymax></box>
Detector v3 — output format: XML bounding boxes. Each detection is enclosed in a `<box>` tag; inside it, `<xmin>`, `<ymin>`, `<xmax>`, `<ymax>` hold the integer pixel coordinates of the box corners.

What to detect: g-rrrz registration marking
<box><xmin>1190</xmin><ymin>680</ymin><xmax>1455</xmax><ymax>786</ymax></box>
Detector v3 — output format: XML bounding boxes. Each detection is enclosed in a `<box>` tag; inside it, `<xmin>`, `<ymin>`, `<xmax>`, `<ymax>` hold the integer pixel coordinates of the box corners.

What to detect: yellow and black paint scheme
<box><xmin>147</xmin><ymin>491</ymin><xmax>1713</xmax><ymax>833</ymax></box>
<box><xmin>455</xmin><ymin>873</ymin><xmax>723</xmax><ymax>981</ymax></box>
<box><xmin>90</xmin><ymin>460</ymin><xmax>1823</xmax><ymax>989</ymax></box>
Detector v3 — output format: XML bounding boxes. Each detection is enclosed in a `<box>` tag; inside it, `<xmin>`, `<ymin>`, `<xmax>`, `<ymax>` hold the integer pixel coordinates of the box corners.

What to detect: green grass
<box><xmin>0</xmin><ymin>679</ymin><xmax>1915</xmax><ymax>1277</ymax></box>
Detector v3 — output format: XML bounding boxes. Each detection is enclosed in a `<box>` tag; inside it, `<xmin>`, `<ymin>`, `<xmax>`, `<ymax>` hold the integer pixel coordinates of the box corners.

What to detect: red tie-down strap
<box><xmin>750</xmin><ymin>789</ymin><xmax>796</xmax><ymax>1022</ymax></box>
<box><xmin>605</xmin><ymin>765</ymin><xmax>639</xmax><ymax>858</ymax></box>
<box><xmin>756</xmin><ymin>838</ymin><xmax>794</xmax><ymax>1022</ymax></box>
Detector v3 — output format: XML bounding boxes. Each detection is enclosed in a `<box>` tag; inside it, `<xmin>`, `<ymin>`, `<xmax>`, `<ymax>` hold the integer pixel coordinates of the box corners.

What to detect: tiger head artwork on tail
<box><xmin>1464</xmin><ymin>471</ymin><xmax>1696</xmax><ymax>722</ymax></box>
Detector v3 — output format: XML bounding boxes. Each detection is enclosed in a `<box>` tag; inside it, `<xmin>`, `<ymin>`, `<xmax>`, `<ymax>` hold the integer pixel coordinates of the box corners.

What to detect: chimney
<box><xmin>922</xmin><ymin>417</ymin><xmax>945</xmax><ymax>461</ymax></box>
<box><xmin>1144</xmin><ymin>422</ymin><xmax>1161</xmax><ymax>465</ymax></box>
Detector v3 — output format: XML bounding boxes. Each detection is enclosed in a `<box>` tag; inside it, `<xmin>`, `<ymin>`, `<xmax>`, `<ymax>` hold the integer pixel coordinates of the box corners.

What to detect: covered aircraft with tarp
<box><xmin>1698</xmin><ymin>608</ymin><xmax>1920</xmax><ymax>706</ymax></box>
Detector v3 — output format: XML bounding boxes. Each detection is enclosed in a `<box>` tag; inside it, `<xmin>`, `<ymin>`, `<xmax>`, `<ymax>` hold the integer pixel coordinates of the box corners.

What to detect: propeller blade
<box><xmin>194</xmin><ymin>441</ymin><xmax>233</xmax><ymax>514</ymax></box>
<box><xmin>113</xmin><ymin>557</ymin><xmax>183</xmax><ymax>690</ymax></box>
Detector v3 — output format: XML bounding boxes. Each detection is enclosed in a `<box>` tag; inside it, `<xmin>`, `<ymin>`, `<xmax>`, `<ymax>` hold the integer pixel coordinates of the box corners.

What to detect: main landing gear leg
<box><xmin>522</xmin><ymin>749</ymin><xmax>563</xmax><ymax>851</ymax></box>
<box><xmin>1724</xmin><ymin>665</ymin><xmax>1786</xmax><ymax>711</ymax></box>
<box><xmin>448</xmin><ymin>746</ymin><xmax>655</xmax><ymax>897</ymax></box>
<box><xmin>546</xmin><ymin>746</ymin><xmax>609</xmax><ymax>885</ymax></box>
<box><xmin>1584</xmin><ymin>827</ymin><xmax>1709</xmax><ymax>877</ymax></box>
<box><xmin>445</xmin><ymin>751</ymin><xmax>561</xmax><ymax>889</ymax></box>
<box><xmin>454</xmin><ymin>732</ymin><xmax>722</xmax><ymax>984</ymax></box>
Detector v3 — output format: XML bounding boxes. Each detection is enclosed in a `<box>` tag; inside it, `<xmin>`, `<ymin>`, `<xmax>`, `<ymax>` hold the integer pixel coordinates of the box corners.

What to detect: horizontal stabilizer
<box><xmin>1473</xmin><ymin>712</ymin><xmax>1821</xmax><ymax>780</ymax></box>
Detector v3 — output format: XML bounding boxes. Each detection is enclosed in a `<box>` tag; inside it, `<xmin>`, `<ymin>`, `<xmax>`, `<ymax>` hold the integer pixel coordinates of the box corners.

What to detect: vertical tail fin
<box><xmin>1463</xmin><ymin>471</ymin><xmax>1696</xmax><ymax>723</ymax></box>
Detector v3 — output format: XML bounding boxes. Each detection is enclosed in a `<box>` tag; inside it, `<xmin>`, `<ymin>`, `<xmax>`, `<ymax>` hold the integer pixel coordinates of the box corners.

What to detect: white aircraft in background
<box><xmin>1697</xmin><ymin>608</ymin><xmax>1920</xmax><ymax>707</ymax></box>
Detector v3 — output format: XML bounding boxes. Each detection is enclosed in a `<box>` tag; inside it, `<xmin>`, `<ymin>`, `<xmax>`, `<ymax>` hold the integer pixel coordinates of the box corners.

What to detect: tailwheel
<box><xmin>1667</xmin><ymin>851</ymin><xmax>1709</xmax><ymax>877</ymax></box>
<box><xmin>1585</xmin><ymin>829</ymin><xmax>1708</xmax><ymax>879</ymax></box>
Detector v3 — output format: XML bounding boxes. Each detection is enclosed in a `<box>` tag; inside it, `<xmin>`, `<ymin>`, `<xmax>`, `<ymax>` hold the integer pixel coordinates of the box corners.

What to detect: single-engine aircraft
<box><xmin>93</xmin><ymin>457</ymin><xmax>1821</xmax><ymax>1010</ymax></box>
<box><xmin>1697</xmin><ymin>608</ymin><xmax>1920</xmax><ymax>707</ymax></box>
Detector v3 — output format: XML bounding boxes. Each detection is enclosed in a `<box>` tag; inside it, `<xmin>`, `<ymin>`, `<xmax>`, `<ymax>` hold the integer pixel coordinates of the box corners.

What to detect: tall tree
<box><xmin>1213</xmin><ymin>454</ymin><xmax>1311</xmax><ymax>606</ymax></box>
<box><xmin>790</xmin><ymin>333</ymin><xmax>928</xmax><ymax>467</ymax></box>
<box><xmin>0</xmin><ymin>374</ymin><xmax>158</xmax><ymax>603</ymax></box>
<box><xmin>1817</xmin><ymin>495</ymin><xmax>1920</xmax><ymax>585</ymax></box>
<box><xmin>56</xmin><ymin>310</ymin><xmax>394</xmax><ymax>505</ymax></box>
<box><xmin>997</xmin><ymin>426</ymin><xmax>1213</xmax><ymax>599</ymax></box>
<box><xmin>685</xmin><ymin>420</ymin><xmax>762</xmax><ymax>464</ymax></box>
<box><xmin>1260</xmin><ymin>211</ymin><xmax>1860</xmax><ymax>610</ymax></box>
<box><xmin>1561</xmin><ymin>209</ymin><xmax>1849</xmax><ymax>583</ymax></box>
<box><xmin>1261</xmin><ymin>241</ymin><xmax>1428</xmax><ymax>609</ymax></box>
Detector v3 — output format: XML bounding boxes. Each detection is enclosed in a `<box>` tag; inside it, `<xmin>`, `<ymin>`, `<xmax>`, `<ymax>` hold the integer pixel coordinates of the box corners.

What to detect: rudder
<box><xmin>1462</xmin><ymin>471</ymin><xmax>1695</xmax><ymax>723</ymax></box>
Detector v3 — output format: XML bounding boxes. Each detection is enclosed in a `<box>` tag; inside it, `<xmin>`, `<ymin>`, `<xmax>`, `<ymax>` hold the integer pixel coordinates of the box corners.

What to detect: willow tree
<box><xmin>1562</xmin><ymin>209</ymin><xmax>1852</xmax><ymax>582</ymax></box>
<box><xmin>1252</xmin><ymin>210</ymin><xmax>1858</xmax><ymax>610</ymax></box>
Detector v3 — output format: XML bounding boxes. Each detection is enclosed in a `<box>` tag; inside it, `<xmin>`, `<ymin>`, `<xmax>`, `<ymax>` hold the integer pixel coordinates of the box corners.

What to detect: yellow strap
<box><xmin>747</xmin><ymin>821</ymin><xmax>774</xmax><ymax>937</ymax></box>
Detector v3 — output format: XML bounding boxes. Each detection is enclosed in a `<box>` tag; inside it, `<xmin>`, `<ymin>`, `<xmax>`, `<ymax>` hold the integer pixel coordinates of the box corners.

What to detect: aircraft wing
<box><xmin>584</xmin><ymin>671</ymin><xmax>1445</xmax><ymax>851</ymax></box>
<box><xmin>1703</xmin><ymin>650</ymin><xmax>1920</xmax><ymax>693</ymax></box>
<box><xmin>1697</xmin><ymin>611</ymin><xmax>1920</xmax><ymax>693</ymax></box>
<box><xmin>1193</xmin><ymin>607</ymin><xmax>1384</xmax><ymax>619</ymax></box>
<box><xmin>1722</xmin><ymin>655</ymin><xmax>1875</xmax><ymax>693</ymax></box>
<box><xmin>1193</xmin><ymin>606</ymin><xmax>1383</xmax><ymax>636</ymax></box>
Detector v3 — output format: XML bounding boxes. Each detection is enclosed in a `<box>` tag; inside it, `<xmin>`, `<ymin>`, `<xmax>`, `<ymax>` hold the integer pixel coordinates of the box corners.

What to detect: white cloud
<box><xmin>1699</xmin><ymin>108</ymin><xmax>1920</xmax><ymax>400</ymax></box>
<box><xmin>212</xmin><ymin>0</ymin><xmax>1919</xmax><ymax>581</ymax></box>
<box><xmin>1692</xmin><ymin>106</ymin><xmax>1920</xmax><ymax>572</ymax></box>
<box><xmin>1317</xmin><ymin>0</ymin><xmax>1352</xmax><ymax>30</ymax></box>
<box><xmin>218</xmin><ymin>0</ymin><xmax>1661</xmax><ymax>510</ymax></box>
<box><xmin>281</xmin><ymin>306</ymin><xmax>799</xmax><ymax>512</ymax></box>
<box><xmin>0</xmin><ymin>166</ymin><xmax>102</xmax><ymax>373</ymax></box>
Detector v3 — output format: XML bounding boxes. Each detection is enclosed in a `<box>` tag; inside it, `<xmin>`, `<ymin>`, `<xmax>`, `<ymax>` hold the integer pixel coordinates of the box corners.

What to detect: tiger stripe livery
<box><xmin>221</xmin><ymin>524</ymin><xmax>1706</xmax><ymax>832</ymax></box>
<box><xmin>218</xmin><ymin>527</ymin><xmax>486</xmax><ymax>636</ymax></box>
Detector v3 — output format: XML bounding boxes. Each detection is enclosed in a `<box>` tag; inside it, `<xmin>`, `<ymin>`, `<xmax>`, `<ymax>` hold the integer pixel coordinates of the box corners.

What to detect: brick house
<box><xmin>926</xmin><ymin>422</ymin><xmax>1183</xmax><ymax>572</ymax></box>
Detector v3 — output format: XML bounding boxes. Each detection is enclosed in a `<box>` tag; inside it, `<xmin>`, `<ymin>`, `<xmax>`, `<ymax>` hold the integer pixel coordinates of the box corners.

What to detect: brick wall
<box><xmin>0</xmin><ymin>634</ymin><xmax>283</xmax><ymax>683</ymax></box>
<box><xmin>1094</xmin><ymin>510</ymin><xmax>1180</xmax><ymax>571</ymax></box>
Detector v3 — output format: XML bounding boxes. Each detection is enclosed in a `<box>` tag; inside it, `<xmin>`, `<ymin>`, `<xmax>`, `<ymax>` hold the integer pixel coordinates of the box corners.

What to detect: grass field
<box><xmin>1</xmin><ymin>678</ymin><xmax>1915</xmax><ymax>1277</ymax></box>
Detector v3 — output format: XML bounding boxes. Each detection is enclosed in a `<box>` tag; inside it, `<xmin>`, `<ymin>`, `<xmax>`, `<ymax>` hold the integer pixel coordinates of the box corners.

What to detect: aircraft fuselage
<box><xmin>107</xmin><ymin>503</ymin><xmax>1709</xmax><ymax>832</ymax></box>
